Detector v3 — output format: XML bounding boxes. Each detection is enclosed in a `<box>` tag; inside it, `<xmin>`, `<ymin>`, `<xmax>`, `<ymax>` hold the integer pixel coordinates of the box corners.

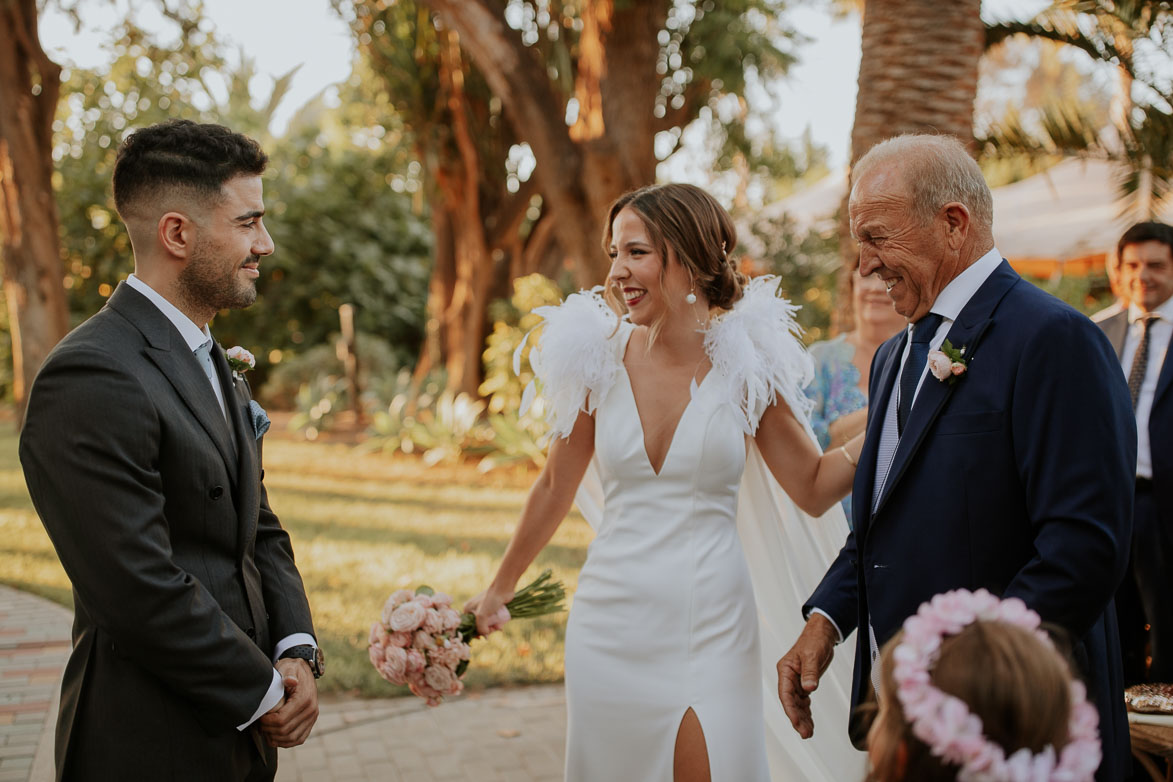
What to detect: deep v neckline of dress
<box><xmin>620</xmin><ymin>328</ymin><xmax>713</xmax><ymax>477</ymax></box>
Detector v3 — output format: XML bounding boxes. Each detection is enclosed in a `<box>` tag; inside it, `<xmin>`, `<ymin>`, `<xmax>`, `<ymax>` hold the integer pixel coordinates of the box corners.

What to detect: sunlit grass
<box><xmin>0</xmin><ymin>429</ymin><xmax>588</xmax><ymax>697</ymax></box>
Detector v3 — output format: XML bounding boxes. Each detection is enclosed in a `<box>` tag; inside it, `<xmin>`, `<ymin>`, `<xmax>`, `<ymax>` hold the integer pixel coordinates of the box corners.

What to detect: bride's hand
<box><xmin>464</xmin><ymin>587</ymin><xmax>514</xmax><ymax>636</ymax></box>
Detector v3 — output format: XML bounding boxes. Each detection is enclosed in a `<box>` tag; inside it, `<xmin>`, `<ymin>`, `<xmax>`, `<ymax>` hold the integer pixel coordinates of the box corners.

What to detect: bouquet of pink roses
<box><xmin>369</xmin><ymin>569</ymin><xmax>565</xmax><ymax>706</ymax></box>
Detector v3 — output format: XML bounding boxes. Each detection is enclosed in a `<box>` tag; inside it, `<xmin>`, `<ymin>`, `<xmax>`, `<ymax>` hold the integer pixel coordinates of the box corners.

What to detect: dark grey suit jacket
<box><xmin>20</xmin><ymin>282</ymin><xmax>314</xmax><ymax>781</ymax></box>
<box><xmin>1095</xmin><ymin>306</ymin><xmax>1173</xmax><ymax>526</ymax></box>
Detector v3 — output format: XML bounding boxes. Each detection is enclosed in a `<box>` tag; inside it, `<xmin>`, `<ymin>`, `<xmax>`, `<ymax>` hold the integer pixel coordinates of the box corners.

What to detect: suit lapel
<box><xmin>1155</xmin><ymin>329</ymin><xmax>1173</xmax><ymax>407</ymax></box>
<box><xmin>108</xmin><ymin>284</ymin><xmax>239</xmax><ymax>475</ymax></box>
<box><xmin>873</xmin><ymin>260</ymin><xmax>1019</xmax><ymax>516</ymax></box>
<box><xmin>854</xmin><ymin>334</ymin><xmax>903</xmax><ymax>536</ymax></box>
<box><xmin>1098</xmin><ymin>311</ymin><xmax>1128</xmax><ymax>360</ymax></box>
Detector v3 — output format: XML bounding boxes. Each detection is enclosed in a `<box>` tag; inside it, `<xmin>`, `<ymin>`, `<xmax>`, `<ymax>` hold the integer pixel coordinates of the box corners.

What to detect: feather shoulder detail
<box><xmin>704</xmin><ymin>275</ymin><xmax>814</xmax><ymax>435</ymax></box>
<box><xmin>516</xmin><ymin>286</ymin><xmax>626</xmax><ymax>440</ymax></box>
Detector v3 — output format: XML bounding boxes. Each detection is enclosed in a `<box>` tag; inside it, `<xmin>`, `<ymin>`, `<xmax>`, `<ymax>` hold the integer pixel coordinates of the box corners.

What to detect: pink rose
<box><xmin>431</xmin><ymin>592</ymin><xmax>454</xmax><ymax>608</ymax></box>
<box><xmin>950</xmin><ymin>362</ymin><xmax>966</xmax><ymax>377</ymax></box>
<box><xmin>368</xmin><ymin>642</ymin><xmax>385</xmax><ymax>669</ymax></box>
<box><xmin>389</xmin><ymin>601</ymin><xmax>427</xmax><ymax>632</ymax></box>
<box><xmin>405</xmin><ymin>648</ymin><xmax>426</xmax><ymax>673</ymax></box>
<box><xmin>422</xmin><ymin>608</ymin><xmax>445</xmax><ymax>634</ymax></box>
<box><xmin>378</xmin><ymin>646</ymin><xmax>408</xmax><ymax>685</ymax></box>
<box><xmin>439</xmin><ymin>607</ymin><xmax>463</xmax><ymax>632</ymax></box>
<box><xmin>927</xmin><ymin>350</ymin><xmax>953</xmax><ymax>381</ymax></box>
<box><xmin>430</xmin><ymin>640</ymin><xmax>461</xmax><ymax>669</ymax></box>
<box><xmin>424</xmin><ymin>664</ymin><xmax>458</xmax><ymax>694</ymax></box>
<box><xmin>413</xmin><ymin>630</ymin><xmax>438</xmax><ymax>652</ymax></box>
<box><xmin>408</xmin><ymin>679</ymin><xmax>444</xmax><ymax>707</ymax></box>
<box><xmin>369</xmin><ymin>622</ymin><xmax>390</xmax><ymax>647</ymax></box>
<box><xmin>386</xmin><ymin>630</ymin><xmax>412</xmax><ymax>648</ymax></box>
<box><xmin>412</xmin><ymin>594</ymin><xmax>434</xmax><ymax>609</ymax></box>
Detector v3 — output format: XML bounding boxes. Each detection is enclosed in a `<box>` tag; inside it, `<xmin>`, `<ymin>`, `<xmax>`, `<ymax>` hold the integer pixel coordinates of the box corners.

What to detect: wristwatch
<box><xmin>279</xmin><ymin>645</ymin><xmax>325</xmax><ymax>679</ymax></box>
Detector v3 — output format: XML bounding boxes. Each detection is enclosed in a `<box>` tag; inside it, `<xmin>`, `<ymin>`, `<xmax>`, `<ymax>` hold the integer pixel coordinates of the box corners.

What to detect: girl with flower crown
<box><xmin>465</xmin><ymin>183</ymin><xmax>866</xmax><ymax>781</ymax></box>
<box><xmin>867</xmin><ymin>589</ymin><xmax>1102</xmax><ymax>782</ymax></box>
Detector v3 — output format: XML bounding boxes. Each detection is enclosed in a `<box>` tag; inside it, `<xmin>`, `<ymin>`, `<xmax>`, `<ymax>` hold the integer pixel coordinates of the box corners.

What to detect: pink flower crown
<box><xmin>892</xmin><ymin>589</ymin><xmax>1102</xmax><ymax>782</ymax></box>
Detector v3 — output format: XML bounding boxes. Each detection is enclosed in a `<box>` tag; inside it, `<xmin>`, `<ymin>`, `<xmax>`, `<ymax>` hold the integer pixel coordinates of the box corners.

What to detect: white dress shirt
<box><xmin>124</xmin><ymin>275</ymin><xmax>315</xmax><ymax>729</ymax></box>
<box><xmin>1120</xmin><ymin>295</ymin><xmax>1173</xmax><ymax>480</ymax></box>
<box><xmin>810</xmin><ymin>248</ymin><xmax>1004</xmax><ymax>689</ymax></box>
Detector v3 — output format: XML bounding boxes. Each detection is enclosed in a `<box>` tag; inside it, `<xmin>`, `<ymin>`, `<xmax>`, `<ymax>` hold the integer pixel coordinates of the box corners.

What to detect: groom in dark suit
<box><xmin>20</xmin><ymin>120</ymin><xmax>321</xmax><ymax>781</ymax></box>
<box><xmin>777</xmin><ymin>134</ymin><xmax>1134</xmax><ymax>781</ymax></box>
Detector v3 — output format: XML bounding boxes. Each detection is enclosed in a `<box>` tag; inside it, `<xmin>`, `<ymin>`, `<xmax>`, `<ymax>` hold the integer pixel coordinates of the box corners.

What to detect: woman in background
<box><xmin>805</xmin><ymin>261</ymin><xmax>906</xmax><ymax>521</ymax></box>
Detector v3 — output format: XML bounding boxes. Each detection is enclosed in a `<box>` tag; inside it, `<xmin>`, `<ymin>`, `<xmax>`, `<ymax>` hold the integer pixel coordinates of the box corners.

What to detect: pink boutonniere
<box><xmin>225</xmin><ymin>345</ymin><xmax>256</xmax><ymax>379</ymax></box>
<box><xmin>927</xmin><ymin>339</ymin><xmax>968</xmax><ymax>384</ymax></box>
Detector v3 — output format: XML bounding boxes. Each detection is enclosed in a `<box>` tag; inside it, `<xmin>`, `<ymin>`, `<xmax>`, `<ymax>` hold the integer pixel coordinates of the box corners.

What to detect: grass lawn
<box><xmin>0</xmin><ymin>426</ymin><xmax>590</xmax><ymax>697</ymax></box>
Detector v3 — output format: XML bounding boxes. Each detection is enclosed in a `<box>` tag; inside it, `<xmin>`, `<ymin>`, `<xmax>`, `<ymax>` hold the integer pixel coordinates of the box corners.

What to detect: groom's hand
<box><xmin>260</xmin><ymin>659</ymin><xmax>319</xmax><ymax>748</ymax></box>
<box><xmin>777</xmin><ymin>613</ymin><xmax>837</xmax><ymax>739</ymax></box>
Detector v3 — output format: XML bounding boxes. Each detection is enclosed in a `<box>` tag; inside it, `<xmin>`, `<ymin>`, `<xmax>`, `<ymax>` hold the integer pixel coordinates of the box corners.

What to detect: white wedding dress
<box><xmin>521</xmin><ymin>278</ymin><xmax>864</xmax><ymax>781</ymax></box>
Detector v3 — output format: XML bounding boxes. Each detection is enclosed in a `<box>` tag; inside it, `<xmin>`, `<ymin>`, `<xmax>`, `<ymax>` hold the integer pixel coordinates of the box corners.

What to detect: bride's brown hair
<box><xmin>601</xmin><ymin>183</ymin><xmax>747</xmax><ymax>336</ymax></box>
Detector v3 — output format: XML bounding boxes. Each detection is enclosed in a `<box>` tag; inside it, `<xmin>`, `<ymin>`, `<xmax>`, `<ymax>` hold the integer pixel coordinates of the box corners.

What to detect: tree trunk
<box><xmin>836</xmin><ymin>0</ymin><xmax>985</xmax><ymax>329</ymax></box>
<box><xmin>0</xmin><ymin>0</ymin><xmax>69</xmax><ymax>418</ymax></box>
<box><xmin>422</xmin><ymin>0</ymin><xmax>667</xmax><ymax>288</ymax></box>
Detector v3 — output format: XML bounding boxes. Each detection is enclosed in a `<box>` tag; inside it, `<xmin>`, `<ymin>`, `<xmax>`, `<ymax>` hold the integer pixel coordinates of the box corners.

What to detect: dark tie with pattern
<box><xmin>897</xmin><ymin>312</ymin><xmax>943</xmax><ymax>436</ymax></box>
<box><xmin>1127</xmin><ymin>314</ymin><xmax>1157</xmax><ymax>409</ymax></box>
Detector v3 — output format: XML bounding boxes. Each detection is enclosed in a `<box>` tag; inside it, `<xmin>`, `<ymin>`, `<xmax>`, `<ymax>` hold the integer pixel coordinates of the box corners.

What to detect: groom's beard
<box><xmin>179</xmin><ymin>241</ymin><xmax>259</xmax><ymax>314</ymax></box>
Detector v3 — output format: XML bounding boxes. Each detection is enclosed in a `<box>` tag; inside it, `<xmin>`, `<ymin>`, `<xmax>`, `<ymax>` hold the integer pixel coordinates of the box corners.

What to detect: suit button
<box><xmin>209</xmin><ymin>486</ymin><xmax>224</xmax><ymax>500</ymax></box>
<box><xmin>246</xmin><ymin>627</ymin><xmax>256</xmax><ymax>639</ymax></box>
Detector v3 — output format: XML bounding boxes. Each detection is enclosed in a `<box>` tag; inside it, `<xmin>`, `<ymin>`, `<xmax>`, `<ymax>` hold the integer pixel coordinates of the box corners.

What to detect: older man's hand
<box><xmin>777</xmin><ymin>613</ymin><xmax>838</xmax><ymax>739</ymax></box>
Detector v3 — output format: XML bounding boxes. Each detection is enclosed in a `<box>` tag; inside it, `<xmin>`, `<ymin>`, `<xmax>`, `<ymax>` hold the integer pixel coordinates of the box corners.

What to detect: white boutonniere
<box><xmin>225</xmin><ymin>346</ymin><xmax>256</xmax><ymax>379</ymax></box>
<box><xmin>927</xmin><ymin>339</ymin><xmax>968</xmax><ymax>384</ymax></box>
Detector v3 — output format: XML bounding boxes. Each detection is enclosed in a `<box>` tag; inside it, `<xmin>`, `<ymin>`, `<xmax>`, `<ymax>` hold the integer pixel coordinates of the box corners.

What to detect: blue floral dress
<box><xmin>804</xmin><ymin>335</ymin><xmax>866</xmax><ymax>524</ymax></box>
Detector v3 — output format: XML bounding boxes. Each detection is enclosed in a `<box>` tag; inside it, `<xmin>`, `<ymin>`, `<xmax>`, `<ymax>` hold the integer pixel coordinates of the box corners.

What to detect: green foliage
<box><xmin>260</xmin><ymin>331</ymin><xmax>406</xmax><ymax>410</ymax></box>
<box><xmin>364</xmin><ymin>371</ymin><xmax>495</xmax><ymax>466</ymax></box>
<box><xmin>738</xmin><ymin>212</ymin><xmax>841</xmax><ymax>343</ymax></box>
<box><xmin>1022</xmin><ymin>271</ymin><xmax>1117</xmax><ymax>315</ymax></box>
<box><xmin>479</xmin><ymin>274</ymin><xmax>565</xmax><ymax>416</ymax></box>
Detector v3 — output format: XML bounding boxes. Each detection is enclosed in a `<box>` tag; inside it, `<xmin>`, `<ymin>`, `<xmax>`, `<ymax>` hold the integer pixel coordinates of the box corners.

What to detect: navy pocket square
<box><xmin>248</xmin><ymin>400</ymin><xmax>271</xmax><ymax>439</ymax></box>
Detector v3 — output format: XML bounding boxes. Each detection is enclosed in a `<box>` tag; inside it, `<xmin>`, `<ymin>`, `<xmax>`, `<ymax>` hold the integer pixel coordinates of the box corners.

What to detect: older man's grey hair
<box><xmin>851</xmin><ymin>134</ymin><xmax>994</xmax><ymax>229</ymax></box>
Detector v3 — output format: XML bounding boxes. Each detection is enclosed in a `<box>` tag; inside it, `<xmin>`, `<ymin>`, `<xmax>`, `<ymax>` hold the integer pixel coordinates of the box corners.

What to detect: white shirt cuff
<box><xmin>272</xmin><ymin>633</ymin><xmax>317</xmax><ymax>663</ymax></box>
<box><xmin>808</xmin><ymin>608</ymin><xmax>845</xmax><ymax>645</ymax></box>
<box><xmin>237</xmin><ymin>668</ymin><xmax>284</xmax><ymax>731</ymax></box>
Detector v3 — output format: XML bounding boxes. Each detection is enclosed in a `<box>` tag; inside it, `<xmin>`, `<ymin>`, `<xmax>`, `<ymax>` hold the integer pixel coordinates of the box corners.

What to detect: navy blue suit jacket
<box><xmin>806</xmin><ymin>261</ymin><xmax>1135</xmax><ymax>781</ymax></box>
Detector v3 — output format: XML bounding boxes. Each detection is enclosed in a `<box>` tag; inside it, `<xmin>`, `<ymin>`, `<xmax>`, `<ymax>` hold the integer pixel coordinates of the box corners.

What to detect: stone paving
<box><xmin>0</xmin><ymin>585</ymin><xmax>71</xmax><ymax>782</ymax></box>
<box><xmin>0</xmin><ymin>583</ymin><xmax>567</xmax><ymax>782</ymax></box>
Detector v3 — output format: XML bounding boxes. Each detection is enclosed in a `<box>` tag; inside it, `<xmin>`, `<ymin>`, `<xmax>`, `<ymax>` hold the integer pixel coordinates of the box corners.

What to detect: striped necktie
<box><xmin>1127</xmin><ymin>314</ymin><xmax>1158</xmax><ymax>409</ymax></box>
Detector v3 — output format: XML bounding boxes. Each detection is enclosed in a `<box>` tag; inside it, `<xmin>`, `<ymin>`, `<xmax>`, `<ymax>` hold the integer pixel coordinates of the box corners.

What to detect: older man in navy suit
<box><xmin>777</xmin><ymin>134</ymin><xmax>1134</xmax><ymax>781</ymax></box>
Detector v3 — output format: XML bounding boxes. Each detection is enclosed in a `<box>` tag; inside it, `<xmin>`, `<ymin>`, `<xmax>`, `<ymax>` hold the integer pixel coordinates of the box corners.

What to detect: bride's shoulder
<box><xmin>705</xmin><ymin>275</ymin><xmax>814</xmax><ymax>434</ymax></box>
<box><xmin>519</xmin><ymin>286</ymin><xmax>630</xmax><ymax>439</ymax></box>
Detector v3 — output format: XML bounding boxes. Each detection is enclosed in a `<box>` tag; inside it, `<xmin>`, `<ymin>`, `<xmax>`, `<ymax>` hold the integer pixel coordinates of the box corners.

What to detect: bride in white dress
<box><xmin>466</xmin><ymin>183</ymin><xmax>866</xmax><ymax>782</ymax></box>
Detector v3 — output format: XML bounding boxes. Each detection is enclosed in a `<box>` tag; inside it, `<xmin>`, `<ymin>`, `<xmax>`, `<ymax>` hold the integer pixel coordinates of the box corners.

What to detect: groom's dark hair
<box><xmin>112</xmin><ymin>119</ymin><xmax>267</xmax><ymax>219</ymax></box>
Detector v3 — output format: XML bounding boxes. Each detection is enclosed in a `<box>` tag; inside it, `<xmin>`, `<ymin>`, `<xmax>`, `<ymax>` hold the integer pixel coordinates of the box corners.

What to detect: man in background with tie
<box><xmin>19</xmin><ymin>119</ymin><xmax>321</xmax><ymax>781</ymax></box>
<box><xmin>1096</xmin><ymin>221</ymin><xmax>1173</xmax><ymax>687</ymax></box>
<box><xmin>777</xmin><ymin>133</ymin><xmax>1135</xmax><ymax>781</ymax></box>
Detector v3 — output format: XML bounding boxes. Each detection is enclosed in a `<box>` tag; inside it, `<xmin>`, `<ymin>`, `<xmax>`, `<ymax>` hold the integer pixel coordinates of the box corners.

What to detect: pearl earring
<box><xmin>685</xmin><ymin>290</ymin><xmax>697</xmax><ymax>305</ymax></box>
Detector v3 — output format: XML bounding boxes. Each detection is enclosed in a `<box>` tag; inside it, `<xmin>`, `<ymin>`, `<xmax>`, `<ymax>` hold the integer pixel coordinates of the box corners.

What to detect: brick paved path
<box><xmin>0</xmin><ymin>585</ymin><xmax>71</xmax><ymax>782</ymax></box>
<box><xmin>0</xmin><ymin>584</ymin><xmax>567</xmax><ymax>782</ymax></box>
<box><xmin>278</xmin><ymin>686</ymin><xmax>566</xmax><ymax>782</ymax></box>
